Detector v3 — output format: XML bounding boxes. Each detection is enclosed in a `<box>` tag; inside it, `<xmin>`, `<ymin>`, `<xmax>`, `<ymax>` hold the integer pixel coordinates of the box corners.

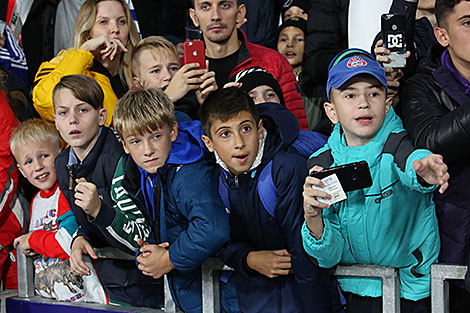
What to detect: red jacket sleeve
<box><xmin>275</xmin><ymin>55</ymin><xmax>309</xmax><ymax>130</ymax></box>
<box><xmin>0</xmin><ymin>89</ymin><xmax>21</xmax><ymax>248</ymax></box>
<box><xmin>28</xmin><ymin>191</ymin><xmax>73</xmax><ymax>260</ymax></box>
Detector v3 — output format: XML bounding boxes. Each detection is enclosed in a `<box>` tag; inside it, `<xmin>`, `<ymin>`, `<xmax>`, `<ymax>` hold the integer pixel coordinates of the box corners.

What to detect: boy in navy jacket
<box><xmin>200</xmin><ymin>87</ymin><xmax>338</xmax><ymax>313</ymax></box>
<box><xmin>112</xmin><ymin>88</ymin><xmax>230</xmax><ymax>313</ymax></box>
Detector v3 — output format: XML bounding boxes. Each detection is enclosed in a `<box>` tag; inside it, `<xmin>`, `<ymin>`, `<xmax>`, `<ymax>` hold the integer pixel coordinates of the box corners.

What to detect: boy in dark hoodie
<box><xmin>200</xmin><ymin>87</ymin><xmax>338</xmax><ymax>313</ymax></box>
<box><xmin>112</xmin><ymin>88</ymin><xmax>230</xmax><ymax>313</ymax></box>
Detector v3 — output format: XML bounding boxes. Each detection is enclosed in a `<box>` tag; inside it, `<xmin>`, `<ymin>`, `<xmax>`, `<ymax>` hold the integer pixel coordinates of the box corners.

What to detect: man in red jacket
<box><xmin>189</xmin><ymin>0</ymin><xmax>308</xmax><ymax>129</ymax></box>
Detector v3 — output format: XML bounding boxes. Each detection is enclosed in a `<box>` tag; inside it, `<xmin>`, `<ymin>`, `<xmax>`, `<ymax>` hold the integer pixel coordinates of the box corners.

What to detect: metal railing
<box><xmin>201</xmin><ymin>258</ymin><xmax>401</xmax><ymax>313</ymax></box>
<box><xmin>431</xmin><ymin>264</ymin><xmax>467</xmax><ymax>313</ymax></box>
<box><xmin>14</xmin><ymin>248</ymin><xmax>469</xmax><ymax>313</ymax></box>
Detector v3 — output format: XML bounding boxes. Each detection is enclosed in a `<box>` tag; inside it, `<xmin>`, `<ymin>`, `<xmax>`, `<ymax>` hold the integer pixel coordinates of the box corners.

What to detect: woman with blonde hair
<box><xmin>33</xmin><ymin>0</ymin><xmax>140</xmax><ymax>126</ymax></box>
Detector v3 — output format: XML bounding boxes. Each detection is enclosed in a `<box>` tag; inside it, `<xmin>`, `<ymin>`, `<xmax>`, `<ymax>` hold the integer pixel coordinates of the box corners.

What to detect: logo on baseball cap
<box><xmin>326</xmin><ymin>48</ymin><xmax>387</xmax><ymax>101</ymax></box>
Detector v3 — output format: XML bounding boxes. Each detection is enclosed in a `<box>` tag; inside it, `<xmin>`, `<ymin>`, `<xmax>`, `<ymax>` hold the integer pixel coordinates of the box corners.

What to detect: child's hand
<box><xmin>164</xmin><ymin>62</ymin><xmax>205</xmax><ymax>102</ymax></box>
<box><xmin>246</xmin><ymin>249</ymin><xmax>291</xmax><ymax>278</ymax></box>
<box><xmin>223</xmin><ymin>82</ymin><xmax>242</xmax><ymax>89</ymax></box>
<box><xmin>413</xmin><ymin>154</ymin><xmax>450</xmax><ymax>194</ymax></box>
<box><xmin>13</xmin><ymin>233</ymin><xmax>36</xmax><ymax>256</ymax></box>
<box><xmin>70</xmin><ymin>236</ymin><xmax>98</xmax><ymax>276</ymax></box>
<box><xmin>303</xmin><ymin>166</ymin><xmax>331</xmax><ymax>237</ymax></box>
<box><xmin>80</xmin><ymin>34</ymin><xmax>127</xmax><ymax>61</ymax></box>
<box><xmin>196</xmin><ymin>61</ymin><xmax>218</xmax><ymax>104</ymax></box>
<box><xmin>136</xmin><ymin>243</ymin><xmax>175</xmax><ymax>279</ymax></box>
<box><xmin>74</xmin><ymin>178</ymin><xmax>101</xmax><ymax>218</ymax></box>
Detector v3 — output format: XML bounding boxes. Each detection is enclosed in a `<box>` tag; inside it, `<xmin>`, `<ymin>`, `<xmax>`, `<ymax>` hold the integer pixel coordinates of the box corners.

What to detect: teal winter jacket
<box><xmin>301</xmin><ymin>108</ymin><xmax>440</xmax><ymax>301</ymax></box>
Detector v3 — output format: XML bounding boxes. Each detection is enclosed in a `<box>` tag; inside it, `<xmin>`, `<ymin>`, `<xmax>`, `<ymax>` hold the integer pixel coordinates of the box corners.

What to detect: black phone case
<box><xmin>310</xmin><ymin>161</ymin><xmax>373</xmax><ymax>192</ymax></box>
<box><xmin>381</xmin><ymin>13</ymin><xmax>406</xmax><ymax>52</ymax></box>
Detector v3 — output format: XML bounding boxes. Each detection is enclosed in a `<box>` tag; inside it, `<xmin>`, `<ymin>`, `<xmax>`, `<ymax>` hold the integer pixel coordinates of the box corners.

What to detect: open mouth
<box><xmin>355</xmin><ymin>116</ymin><xmax>373</xmax><ymax>125</ymax></box>
<box><xmin>285</xmin><ymin>52</ymin><xmax>297</xmax><ymax>57</ymax></box>
<box><xmin>69</xmin><ymin>130</ymin><xmax>81</xmax><ymax>136</ymax></box>
<box><xmin>233</xmin><ymin>154</ymin><xmax>248</xmax><ymax>162</ymax></box>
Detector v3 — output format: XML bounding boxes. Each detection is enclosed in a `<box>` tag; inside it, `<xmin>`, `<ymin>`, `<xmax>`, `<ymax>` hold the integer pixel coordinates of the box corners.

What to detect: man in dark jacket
<box><xmin>189</xmin><ymin>0</ymin><xmax>309</xmax><ymax>130</ymax></box>
<box><xmin>200</xmin><ymin>88</ymin><xmax>337</xmax><ymax>313</ymax></box>
<box><xmin>400</xmin><ymin>0</ymin><xmax>470</xmax><ymax>310</ymax></box>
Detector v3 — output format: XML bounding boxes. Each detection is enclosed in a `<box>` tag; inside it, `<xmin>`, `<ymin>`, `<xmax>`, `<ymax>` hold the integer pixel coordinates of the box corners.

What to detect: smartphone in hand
<box><xmin>183</xmin><ymin>40</ymin><xmax>206</xmax><ymax>71</ymax></box>
<box><xmin>381</xmin><ymin>13</ymin><xmax>407</xmax><ymax>68</ymax></box>
<box><xmin>310</xmin><ymin>161</ymin><xmax>372</xmax><ymax>192</ymax></box>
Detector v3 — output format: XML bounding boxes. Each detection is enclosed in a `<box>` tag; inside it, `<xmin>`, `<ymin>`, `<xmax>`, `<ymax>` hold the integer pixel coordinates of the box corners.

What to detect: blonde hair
<box><xmin>74</xmin><ymin>0</ymin><xmax>140</xmax><ymax>86</ymax></box>
<box><xmin>113</xmin><ymin>88</ymin><xmax>176</xmax><ymax>138</ymax></box>
<box><xmin>131</xmin><ymin>36</ymin><xmax>179</xmax><ymax>78</ymax></box>
<box><xmin>10</xmin><ymin>119</ymin><xmax>62</xmax><ymax>157</ymax></box>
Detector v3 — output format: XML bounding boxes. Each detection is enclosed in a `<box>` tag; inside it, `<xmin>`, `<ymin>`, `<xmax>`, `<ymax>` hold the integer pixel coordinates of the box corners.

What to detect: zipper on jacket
<box><xmin>67</xmin><ymin>165</ymin><xmax>74</xmax><ymax>190</ymax></box>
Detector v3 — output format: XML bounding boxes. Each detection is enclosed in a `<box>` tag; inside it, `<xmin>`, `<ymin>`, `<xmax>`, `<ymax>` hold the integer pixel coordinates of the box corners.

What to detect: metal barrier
<box><xmin>201</xmin><ymin>258</ymin><xmax>401</xmax><ymax>313</ymax></box>
<box><xmin>431</xmin><ymin>264</ymin><xmax>467</xmax><ymax>313</ymax></box>
<box><xmin>17</xmin><ymin>248</ymin><xmax>467</xmax><ymax>313</ymax></box>
<box><xmin>15</xmin><ymin>248</ymin><xmax>178</xmax><ymax>313</ymax></box>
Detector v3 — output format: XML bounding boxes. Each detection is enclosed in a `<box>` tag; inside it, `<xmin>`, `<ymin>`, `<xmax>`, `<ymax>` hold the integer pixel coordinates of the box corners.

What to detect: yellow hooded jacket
<box><xmin>33</xmin><ymin>49</ymin><xmax>118</xmax><ymax>126</ymax></box>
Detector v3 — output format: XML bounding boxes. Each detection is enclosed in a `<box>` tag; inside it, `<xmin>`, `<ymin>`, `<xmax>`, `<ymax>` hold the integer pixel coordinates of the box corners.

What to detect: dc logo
<box><xmin>387</xmin><ymin>33</ymin><xmax>403</xmax><ymax>49</ymax></box>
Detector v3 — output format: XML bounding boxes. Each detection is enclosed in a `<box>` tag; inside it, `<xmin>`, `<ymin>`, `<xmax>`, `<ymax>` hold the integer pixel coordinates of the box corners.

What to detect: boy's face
<box><xmin>202</xmin><ymin>110</ymin><xmax>264</xmax><ymax>176</ymax></box>
<box><xmin>324</xmin><ymin>76</ymin><xmax>389</xmax><ymax>147</ymax></box>
<box><xmin>189</xmin><ymin>0</ymin><xmax>245</xmax><ymax>45</ymax></box>
<box><xmin>434</xmin><ymin>1</ymin><xmax>470</xmax><ymax>70</ymax></box>
<box><xmin>283</xmin><ymin>6</ymin><xmax>308</xmax><ymax>21</ymax></box>
<box><xmin>277</xmin><ymin>26</ymin><xmax>305</xmax><ymax>68</ymax></box>
<box><xmin>15</xmin><ymin>140</ymin><xmax>60</xmax><ymax>193</ymax></box>
<box><xmin>248</xmin><ymin>85</ymin><xmax>281</xmax><ymax>105</ymax></box>
<box><xmin>54</xmin><ymin>88</ymin><xmax>107</xmax><ymax>161</ymax></box>
<box><xmin>121</xmin><ymin>123</ymin><xmax>178</xmax><ymax>174</ymax></box>
<box><xmin>133</xmin><ymin>48</ymin><xmax>180</xmax><ymax>89</ymax></box>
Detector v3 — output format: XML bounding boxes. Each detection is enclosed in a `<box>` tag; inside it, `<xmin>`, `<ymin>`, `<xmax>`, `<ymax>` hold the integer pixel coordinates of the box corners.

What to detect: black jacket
<box><xmin>303</xmin><ymin>0</ymin><xmax>349</xmax><ymax>90</ymax></box>
<box><xmin>401</xmin><ymin>44</ymin><xmax>470</xmax><ymax>272</ymax></box>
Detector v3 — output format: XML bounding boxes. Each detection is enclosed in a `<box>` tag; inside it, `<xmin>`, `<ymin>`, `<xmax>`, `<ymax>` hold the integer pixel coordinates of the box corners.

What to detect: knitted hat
<box><xmin>278</xmin><ymin>16</ymin><xmax>307</xmax><ymax>38</ymax></box>
<box><xmin>230</xmin><ymin>67</ymin><xmax>285</xmax><ymax>105</ymax></box>
<box><xmin>281</xmin><ymin>0</ymin><xmax>311</xmax><ymax>19</ymax></box>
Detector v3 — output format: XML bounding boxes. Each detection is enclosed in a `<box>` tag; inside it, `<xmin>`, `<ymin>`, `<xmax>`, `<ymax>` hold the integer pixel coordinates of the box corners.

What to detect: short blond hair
<box><xmin>131</xmin><ymin>36</ymin><xmax>179</xmax><ymax>78</ymax></box>
<box><xmin>10</xmin><ymin>119</ymin><xmax>62</xmax><ymax>157</ymax></box>
<box><xmin>113</xmin><ymin>88</ymin><xmax>176</xmax><ymax>138</ymax></box>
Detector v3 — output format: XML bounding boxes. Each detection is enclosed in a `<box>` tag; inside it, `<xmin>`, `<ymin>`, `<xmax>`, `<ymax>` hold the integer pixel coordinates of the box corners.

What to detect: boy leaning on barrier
<box><xmin>302</xmin><ymin>48</ymin><xmax>449</xmax><ymax>313</ymax></box>
<box><xmin>112</xmin><ymin>88</ymin><xmax>230</xmax><ymax>313</ymax></box>
<box><xmin>200</xmin><ymin>87</ymin><xmax>340</xmax><ymax>313</ymax></box>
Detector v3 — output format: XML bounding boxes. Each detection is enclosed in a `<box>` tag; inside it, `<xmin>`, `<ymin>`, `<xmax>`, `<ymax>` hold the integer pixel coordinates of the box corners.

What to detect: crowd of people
<box><xmin>0</xmin><ymin>0</ymin><xmax>470</xmax><ymax>312</ymax></box>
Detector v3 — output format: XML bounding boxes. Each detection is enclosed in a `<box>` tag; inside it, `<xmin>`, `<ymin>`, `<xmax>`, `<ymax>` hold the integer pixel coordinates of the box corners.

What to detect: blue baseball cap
<box><xmin>326</xmin><ymin>48</ymin><xmax>388</xmax><ymax>101</ymax></box>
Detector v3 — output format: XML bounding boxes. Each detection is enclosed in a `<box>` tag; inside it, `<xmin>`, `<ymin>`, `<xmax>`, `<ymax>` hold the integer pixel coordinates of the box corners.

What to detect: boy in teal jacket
<box><xmin>302</xmin><ymin>48</ymin><xmax>449</xmax><ymax>313</ymax></box>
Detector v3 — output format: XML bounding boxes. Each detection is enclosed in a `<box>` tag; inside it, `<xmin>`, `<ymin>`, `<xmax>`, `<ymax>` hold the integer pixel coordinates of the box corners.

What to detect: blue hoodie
<box><xmin>109</xmin><ymin>121</ymin><xmax>230</xmax><ymax>313</ymax></box>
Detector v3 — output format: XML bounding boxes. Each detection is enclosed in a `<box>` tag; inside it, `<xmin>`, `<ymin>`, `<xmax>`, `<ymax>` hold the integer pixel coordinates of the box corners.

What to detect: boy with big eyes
<box><xmin>200</xmin><ymin>87</ymin><xmax>337</xmax><ymax>313</ymax></box>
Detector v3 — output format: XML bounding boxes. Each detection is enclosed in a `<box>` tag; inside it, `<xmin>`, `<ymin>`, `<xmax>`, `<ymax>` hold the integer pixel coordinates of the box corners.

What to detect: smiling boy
<box><xmin>302</xmin><ymin>49</ymin><xmax>449</xmax><ymax>313</ymax></box>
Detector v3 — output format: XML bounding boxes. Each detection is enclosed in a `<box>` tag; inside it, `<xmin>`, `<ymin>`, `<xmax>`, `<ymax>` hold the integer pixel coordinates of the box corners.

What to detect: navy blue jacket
<box><xmin>120</xmin><ymin>121</ymin><xmax>230</xmax><ymax>313</ymax></box>
<box><xmin>55</xmin><ymin>127</ymin><xmax>161</xmax><ymax>307</ymax></box>
<box><xmin>217</xmin><ymin>103</ymin><xmax>335</xmax><ymax>313</ymax></box>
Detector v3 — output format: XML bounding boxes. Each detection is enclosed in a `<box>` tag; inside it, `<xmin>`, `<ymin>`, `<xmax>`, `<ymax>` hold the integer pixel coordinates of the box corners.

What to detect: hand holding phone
<box><xmin>310</xmin><ymin>161</ymin><xmax>372</xmax><ymax>193</ymax></box>
<box><xmin>381</xmin><ymin>13</ymin><xmax>407</xmax><ymax>68</ymax></box>
<box><xmin>183</xmin><ymin>40</ymin><xmax>206</xmax><ymax>71</ymax></box>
